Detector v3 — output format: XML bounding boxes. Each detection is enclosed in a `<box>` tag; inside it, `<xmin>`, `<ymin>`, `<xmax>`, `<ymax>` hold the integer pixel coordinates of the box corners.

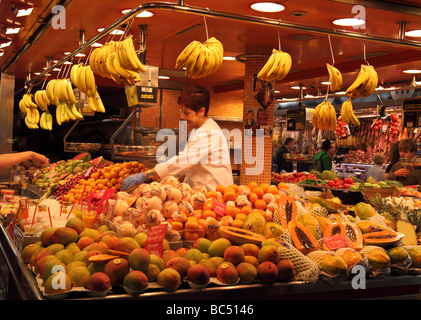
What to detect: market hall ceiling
<box><xmin>1</xmin><ymin>0</ymin><xmax>421</xmax><ymax>98</ymax></box>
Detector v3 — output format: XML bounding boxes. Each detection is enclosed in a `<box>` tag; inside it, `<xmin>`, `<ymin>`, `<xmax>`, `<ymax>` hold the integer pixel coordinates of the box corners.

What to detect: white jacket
<box><xmin>154</xmin><ymin>118</ymin><xmax>233</xmax><ymax>190</ymax></box>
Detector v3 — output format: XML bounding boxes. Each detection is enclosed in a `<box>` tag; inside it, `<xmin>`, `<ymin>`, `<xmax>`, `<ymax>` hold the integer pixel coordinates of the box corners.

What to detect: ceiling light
<box><xmin>403</xmin><ymin>69</ymin><xmax>421</xmax><ymax>74</ymax></box>
<box><xmin>64</xmin><ymin>52</ymin><xmax>86</xmax><ymax>57</ymax></box>
<box><xmin>121</xmin><ymin>9</ymin><xmax>154</xmax><ymax>18</ymax></box>
<box><xmin>158</xmin><ymin>76</ymin><xmax>170</xmax><ymax>80</ymax></box>
<box><xmin>0</xmin><ymin>41</ymin><xmax>12</xmax><ymax>49</ymax></box>
<box><xmin>405</xmin><ymin>30</ymin><xmax>421</xmax><ymax>37</ymax></box>
<box><xmin>91</xmin><ymin>42</ymin><xmax>103</xmax><ymax>47</ymax></box>
<box><xmin>5</xmin><ymin>27</ymin><xmax>21</xmax><ymax>34</ymax></box>
<box><xmin>321</xmin><ymin>81</ymin><xmax>331</xmax><ymax>85</ymax></box>
<box><xmin>333</xmin><ymin>18</ymin><xmax>365</xmax><ymax>27</ymax></box>
<box><xmin>15</xmin><ymin>7</ymin><xmax>34</xmax><ymax>17</ymax></box>
<box><xmin>97</xmin><ymin>28</ymin><xmax>124</xmax><ymax>35</ymax></box>
<box><xmin>0</xmin><ymin>51</ymin><xmax>4</xmax><ymax>57</ymax></box>
<box><xmin>250</xmin><ymin>2</ymin><xmax>285</xmax><ymax>13</ymax></box>
<box><xmin>291</xmin><ymin>86</ymin><xmax>306</xmax><ymax>90</ymax></box>
<box><xmin>223</xmin><ymin>56</ymin><xmax>236</xmax><ymax>61</ymax></box>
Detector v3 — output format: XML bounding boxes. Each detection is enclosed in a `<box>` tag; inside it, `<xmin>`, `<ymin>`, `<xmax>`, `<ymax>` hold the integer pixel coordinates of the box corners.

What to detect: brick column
<box><xmin>240</xmin><ymin>46</ymin><xmax>274</xmax><ymax>186</ymax></box>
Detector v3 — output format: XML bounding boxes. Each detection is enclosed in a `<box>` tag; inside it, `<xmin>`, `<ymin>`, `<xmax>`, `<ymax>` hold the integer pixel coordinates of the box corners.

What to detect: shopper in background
<box><xmin>0</xmin><ymin>151</ymin><xmax>49</xmax><ymax>170</ymax></box>
<box><xmin>311</xmin><ymin>140</ymin><xmax>335</xmax><ymax>172</ymax></box>
<box><xmin>386</xmin><ymin>141</ymin><xmax>400</xmax><ymax>173</ymax></box>
<box><xmin>363</xmin><ymin>153</ymin><xmax>386</xmax><ymax>182</ymax></box>
<box><xmin>275</xmin><ymin>137</ymin><xmax>295</xmax><ymax>173</ymax></box>
<box><xmin>121</xmin><ymin>85</ymin><xmax>233</xmax><ymax>191</ymax></box>
<box><xmin>386</xmin><ymin>138</ymin><xmax>421</xmax><ymax>185</ymax></box>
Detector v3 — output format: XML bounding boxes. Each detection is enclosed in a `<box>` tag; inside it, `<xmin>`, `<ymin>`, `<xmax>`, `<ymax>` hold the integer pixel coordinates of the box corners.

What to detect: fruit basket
<box><xmin>362</xmin><ymin>186</ymin><xmax>401</xmax><ymax>200</ymax></box>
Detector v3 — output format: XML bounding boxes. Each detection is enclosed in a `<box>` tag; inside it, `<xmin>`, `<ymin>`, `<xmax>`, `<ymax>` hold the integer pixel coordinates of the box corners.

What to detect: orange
<box><xmin>232</xmin><ymin>219</ymin><xmax>244</xmax><ymax>228</ymax></box>
<box><xmin>184</xmin><ymin>231</ymin><xmax>199</xmax><ymax>241</ymax></box>
<box><xmin>198</xmin><ymin>218</ymin><xmax>206</xmax><ymax>227</ymax></box>
<box><xmin>223</xmin><ymin>191</ymin><xmax>237</xmax><ymax>202</ymax></box>
<box><xmin>240</xmin><ymin>205</ymin><xmax>253</xmax><ymax>215</ymax></box>
<box><xmin>248</xmin><ymin>192</ymin><xmax>258</xmax><ymax>204</ymax></box>
<box><xmin>228</xmin><ymin>184</ymin><xmax>239</xmax><ymax>193</ymax></box>
<box><xmin>217</xmin><ymin>197</ymin><xmax>225</xmax><ymax>204</ymax></box>
<box><xmin>260</xmin><ymin>183</ymin><xmax>270</xmax><ymax>193</ymax></box>
<box><xmin>171</xmin><ymin>221</ymin><xmax>184</xmax><ymax>231</ymax></box>
<box><xmin>205</xmin><ymin>191</ymin><xmax>218</xmax><ymax>199</ymax></box>
<box><xmin>225</xmin><ymin>206</ymin><xmax>240</xmax><ymax>218</ymax></box>
<box><xmin>203</xmin><ymin>198</ymin><xmax>214</xmax><ymax>211</ymax></box>
<box><xmin>90</xmin><ymin>173</ymin><xmax>99</xmax><ymax>180</ymax></box>
<box><xmin>103</xmin><ymin>172</ymin><xmax>112</xmax><ymax>180</ymax></box>
<box><xmin>252</xmin><ymin>187</ymin><xmax>264</xmax><ymax>199</ymax></box>
<box><xmin>193</xmin><ymin>209</ymin><xmax>203</xmax><ymax>219</ymax></box>
<box><xmin>224</xmin><ymin>187</ymin><xmax>236</xmax><ymax>195</ymax></box>
<box><xmin>254</xmin><ymin>199</ymin><xmax>267</xmax><ymax>211</ymax></box>
<box><xmin>220</xmin><ymin>216</ymin><xmax>233</xmax><ymax>226</ymax></box>
<box><xmin>266</xmin><ymin>185</ymin><xmax>279</xmax><ymax>195</ymax></box>
<box><xmin>202</xmin><ymin>209</ymin><xmax>216</xmax><ymax>219</ymax></box>
<box><xmin>235</xmin><ymin>213</ymin><xmax>247</xmax><ymax>221</ymax></box>
<box><xmin>185</xmin><ymin>218</ymin><xmax>200</xmax><ymax>230</ymax></box>
<box><xmin>278</xmin><ymin>182</ymin><xmax>288</xmax><ymax>190</ymax></box>
<box><xmin>248</xmin><ymin>181</ymin><xmax>258</xmax><ymax>190</ymax></box>
<box><xmin>216</xmin><ymin>184</ymin><xmax>226</xmax><ymax>194</ymax></box>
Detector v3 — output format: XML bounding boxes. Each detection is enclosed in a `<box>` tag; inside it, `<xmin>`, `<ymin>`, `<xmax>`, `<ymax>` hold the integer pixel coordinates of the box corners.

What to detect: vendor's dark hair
<box><xmin>399</xmin><ymin>138</ymin><xmax>417</xmax><ymax>153</ymax></box>
<box><xmin>177</xmin><ymin>86</ymin><xmax>210</xmax><ymax>116</ymax></box>
<box><xmin>284</xmin><ymin>137</ymin><xmax>294</xmax><ymax>145</ymax></box>
<box><xmin>322</xmin><ymin>139</ymin><xmax>332</xmax><ymax>151</ymax></box>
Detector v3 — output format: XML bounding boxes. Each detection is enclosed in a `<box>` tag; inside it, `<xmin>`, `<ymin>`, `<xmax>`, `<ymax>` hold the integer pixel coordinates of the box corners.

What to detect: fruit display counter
<box><xmin>1</xmin><ymin>165</ymin><xmax>421</xmax><ymax>301</ymax></box>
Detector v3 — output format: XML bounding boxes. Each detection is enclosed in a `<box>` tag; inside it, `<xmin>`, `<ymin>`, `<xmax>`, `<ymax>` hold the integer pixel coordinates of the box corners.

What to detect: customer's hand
<box><xmin>121</xmin><ymin>172</ymin><xmax>147</xmax><ymax>191</ymax></box>
<box><xmin>394</xmin><ymin>168</ymin><xmax>410</xmax><ymax>177</ymax></box>
<box><xmin>31</xmin><ymin>152</ymin><xmax>49</xmax><ymax>167</ymax></box>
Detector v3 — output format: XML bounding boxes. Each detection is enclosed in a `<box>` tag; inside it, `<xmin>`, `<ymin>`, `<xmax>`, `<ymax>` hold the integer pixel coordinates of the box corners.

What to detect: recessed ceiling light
<box><xmin>321</xmin><ymin>81</ymin><xmax>331</xmax><ymax>85</ymax></box>
<box><xmin>64</xmin><ymin>52</ymin><xmax>86</xmax><ymax>57</ymax></box>
<box><xmin>223</xmin><ymin>56</ymin><xmax>236</xmax><ymax>61</ymax></box>
<box><xmin>333</xmin><ymin>18</ymin><xmax>365</xmax><ymax>27</ymax></box>
<box><xmin>158</xmin><ymin>76</ymin><xmax>170</xmax><ymax>80</ymax></box>
<box><xmin>403</xmin><ymin>69</ymin><xmax>421</xmax><ymax>74</ymax></box>
<box><xmin>91</xmin><ymin>42</ymin><xmax>103</xmax><ymax>47</ymax></box>
<box><xmin>121</xmin><ymin>9</ymin><xmax>154</xmax><ymax>18</ymax></box>
<box><xmin>5</xmin><ymin>27</ymin><xmax>21</xmax><ymax>34</ymax></box>
<box><xmin>0</xmin><ymin>41</ymin><xmax>12</xmax><ymax>49</ymax></box>
<box><xmin>97</xmin><ymin>28</ymin><xmax>125</xmax><ymax>35</ymax></box>
<box><xmin>0</xmin><ymin>51</ymin><xmax>4</xmax><ymax>57</ymax></box>
<box><xmin>16</xmin><ymin>8</ymin><xmax>34</xmax><ymax>17</ymax></box>
<box><xmin>291</xmin><ymin>86</ymin><xmax>306</xmax><ymax>90</ymax></box>
<box><xmin>405</xmin><ymin>30</ymin><xmax>421</xmax><ymax>37</ymax></box>
<box><xmin>250</xmin><ymin>2</ymin><xmax>285</xmax><ymax>13</ymax></box>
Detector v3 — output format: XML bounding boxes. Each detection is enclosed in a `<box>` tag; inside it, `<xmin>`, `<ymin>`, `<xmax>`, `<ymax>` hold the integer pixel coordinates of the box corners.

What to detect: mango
<box><xmin>209</xmin><ymin>256</ymin><xmax>225</xmax><ymax>269</ymax></box>
<box><xmin>78</xmin><ymin>228</ymin><xmax>100</xmax><ymax>242</ymax></box>
<box><xmin>257</xmin><ymin>261</ymin><xmax>279</xmax><ymax>284</ymax></box>
<box><xmin>184</xmin><ymin>248</ymin><xmax>204</xmax><ymax>263</ymax></box>
<box><xmin>86</xmin><ymin>272</ymin><xmax>111</xmax><ymax>291</ymax></box>
<box><xmin>243</xmin><ymin>255</ymin><xmax>259</xmax><ymax>268</ymax></box>
<box><xmin>66</xmin><ymin>243</ymin><xmax>81</xmax><ymax>255</ymax></box>
<box><xmin>239</xmin><ymin>243</ymin><xmax>259</xmax><ymax>258</ymax></box>
<box><xmin>193</xmin><ymin>238</ymin><xmax>212</xmax><ymax>253</ymax></box>
<box><xmin>100</xmin><ymin>234</ymin><xmax>120</xmax><ymax>250</ymax></box>
<box><xmin>65</xmin><ymin>217</ymin><xmax>85</xmax><ymax>234</ymax></box>
<box><xmin>21</xmin><ymin>243</ymin><xmax>42</xmax><ymax>263</ymax></box>
<box><xmin>123</xmin><ymin>270</ymin><xmax>148</xmax><ymax>294</ymax></box>
<box><xmin>134</xmin><ymin>232</ymin><xmax>148</xmax><ymax>248</ymax></box>
<box><xmin>42</xmin><ymin>261</ymin><xmax>66</xmax><ymax>284</ymax></box>
<box><xmin>145</xmin><ymin>264</ymin><xmax>160</xmax><ymax>282</ymax></box>
<box><xmin>157</xmin><ymin>268</ymin><xmax>182</xmax><ymax>290</ymax></box>
<box><xmin>236</xmin><ymin>262</ymin><xmax>258</xmax><ymax>283</ymax></box>
<box><xmin>30</xmin><ymin>247</ymin><xmax>53</xmax><ymax>267</ymax></box>
<box><xmin>162</xmin><ymin>250</ymin><xmax>179</xmax><ymax>266</ymax></box>
<box><xmin>39</xmin><ymin>227</ymin><xmax>58</xmax><ymax>246</ymax></box>
<box><xmin>208</xmin><ymin>238</ymin><xmax>231</xmax><ymax>257</ymax></box>
<box><xmin>55</xmin><ymin>249</ymin><xmax>74</xmax><ymax>265</ymax></box>
<box><xmin>44</xmin><ymin>271</ymin><xmax>72</xmax><ymax>294</ymax></box>
<box><xmin>198</xmin><ymin>259</ymin><xmax>217</xmax><ymax>277</ymax></box>
<box><xmin>223</xmin><ymin>246</ymin><xmax>245</xmax><ymax>265</ymax></box>
<box><xmin>166</xmin><ymin>257</ymin><xmax>191</xmax><ymax>278</ymax></box>
<box><xmin>150</xmin><ymin>254</ymin><xmax>165</xmax><ymax>271</ymax></box>
<box><xmin>263</xmin><ymin>222</ymin><xmax>285</xmax><ymax>238</ymax></box>
<box><xmin>319</xmin><ymin>254</ymin><xmax>348</xmax><ymax>275</ymax></box>
<box><xmin>84</xmin><ymin>242</ymin><xmax>109</xmax><ymax>254</ymax></box>
<box><xmin>114</xmin><ymin>237</ymin><xmax>140</xmax><ymax>254</ymax></box>
<box><xmin>52</xmin><ymin>227</ymin><xmax>79</xmax><ymax>246</ymax></box>
<box><xmin>47</xmin><ymin>243</ymin><xmax>65</xmax><ymax>255</ymax></box>
<box><xmin>34</xmin><ymin>255</ymin><xmax>59</xmax><ymax>274</ymax></box>
<box><xmin>66</xmin><ymin>261</ymin><xmax>87</xmax><ymax>272</ymax></box>
<box><xmin>128</xmin><ymin>248</ymin><xmax>151</xmax><ymax>272</ymax></box>
<box><xmin>216</xmin><ymin>262</ymin><xmax>239</xmax><ymax>284</ymax></box>
<box><xmin>409</xmin><ymin>246</ymin><xmax>421</xmax><ymax>268</ymax></box>
<box><xmin>105</xmin><ymin>258</ymin><xmax>130</xmax><ymax>286</ymax></box>
<box><xmin>187</xmin><ymin>264</ymin><xmax>210</xmax><ymax>285</ymax></box>
<box><xmin>70</xmin><ymin>250</ymin><xmax>89</xmax><ymax>264</ymax></box>
<box><xmin>77</xmin><ymin>237</ymin><xmax>95</xmax><ymax>250</ymax></box>
<box><xmin>68</xmin><ymin>266</ymin><xmax>90</xmax><ymax>287</ymax></box>
<box><xmin>387</xmin><ymin>246</ymin><xmax>410</xmax><ymax>265</ymax></box>
<box><xmin>276</xmin><ymin>259</ymin><xmax>296</xmax><ymax>282</ymax></box>
<box><xmin>258</xmin><ymin>245</ymin><xmax>280</xmax><ymax>264</ymax></box>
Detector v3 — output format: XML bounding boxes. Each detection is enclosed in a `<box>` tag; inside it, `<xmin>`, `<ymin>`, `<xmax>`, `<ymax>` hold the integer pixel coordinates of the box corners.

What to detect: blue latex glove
<box><xmin>121</xmin><ymin>172</ymin><xmax>147</xmax><ymax>191</ymax></box>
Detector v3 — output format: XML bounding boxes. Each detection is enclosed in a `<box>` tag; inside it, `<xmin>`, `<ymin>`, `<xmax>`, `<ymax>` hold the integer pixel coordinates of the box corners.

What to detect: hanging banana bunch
<box><xmin>326</xmin><ymin>63</ymin><xmax>342</xmax><ymax>92</ymax></box>
<box><xmin>346</xmin><ymin>64</ymin><xmax>378</xmax><ymax>99</ymax></box>
<box><xmin>257</xmin><ymin>48</ymin><xmax>292</xmax><ymax>82</ymax></box>
<box><xmin>312</xmin><ymin>100</ymin><xmax>337</xmax><ymax>131</ymax></box>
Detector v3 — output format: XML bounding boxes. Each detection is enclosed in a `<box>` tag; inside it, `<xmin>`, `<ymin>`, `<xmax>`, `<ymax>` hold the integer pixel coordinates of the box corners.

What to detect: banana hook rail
<box><xmin>26</xmin><ymin>1</ymin><xmax>421</xmax><ymax>86</ymax></box>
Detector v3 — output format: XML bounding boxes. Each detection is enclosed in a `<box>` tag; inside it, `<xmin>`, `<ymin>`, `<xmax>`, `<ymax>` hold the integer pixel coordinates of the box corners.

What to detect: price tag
<box><xmin>382</xmin><ymin>124</ymin><xmax>388</xmax><ymax>133</ymax></box>
<box><xmin>322</xmin><ymin>234</ymin><xmax>349</xmax><ymax>251</ymax></box>
<box><xmin>212</xmin><ymin>199</ymin><xmax>226</xmax><ymax>217</ymax></box>
<box><xmin>145</xmin><ymin>224</ymin><xmax>168</xmax><ymax>257</ymax></box>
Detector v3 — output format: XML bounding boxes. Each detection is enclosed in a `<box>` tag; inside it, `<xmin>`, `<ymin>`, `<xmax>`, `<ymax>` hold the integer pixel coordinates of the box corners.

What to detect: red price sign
<box><xmin>145</xmin><ymin>224</ymin><xmax>168</xmax><ymax>257</ymax></box>
<box><xmin>212</xmin><ymin>199</ymin><xmax>226</xmax><ymax>217</ymax></box>
<box><xmin>322</xmin><ymin>234</ymin><xmax>349</xmax><ymax>251</ymax></box>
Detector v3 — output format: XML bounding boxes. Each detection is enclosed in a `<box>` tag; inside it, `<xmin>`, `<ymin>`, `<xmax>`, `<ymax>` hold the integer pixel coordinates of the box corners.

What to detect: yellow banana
<box><xmin>65</xmin><ymin>80</ymin><xmax>77</xmax><ymax>104</ymax></box>
<box><xmin>87</xmin><ymin>96</ymin><xmax>97</xmax><ymax>112</ymax></box>
<box><xmin>340</xmin><ymin>99</ymin><xmax>350</xmax><ymax>124</ymax></box>
<box><xmin>113</xmin><ymin>53</ymin><xmax>135</xmax><ymax>83</ymax></box>
<box><xmin>265</xmin><ymin>50</ymin><xmax>282</xmax><ymax>81</ymax></box>
<box><xmin>25</xmin><ymin>115</ymin><xmax>36</xmax><ymax>129</ymax></box>
<box><xmin>184</xmin><ymin>43</ymin><xmax>203</xmax><ymax>72</ymax></box>
<box><xmin>326</xmin><ymin>64</ymin><xmax>342</xmax><ymax>92</ymax></box>
<box><xmin>56</xmin><ymin>103</ymin><xmax>62</xmax><ymax>125</ymax></box>
<box><xmin>23</xmin><ymin>94</ymin><xmax>38</xmax><ymax>109</ymax></box>
<box><xmin>346</xmin><ymin>64</ymin><xmax>372</xmax><ymax>99</ymax></box>
<box><xmin>176</xmin><ymin>40</ymin><xmax>201</xmax><ymax>69</ymax></box>
<box><xmin>316</xmin><ymin>101</ymin><xmax>326</xmax><ymax>130</ymax></box>
<box><xmin>322</xmin><ymin>101</ymin><xmax>331</xmax><ymax>130</ymax></box>
<box><xmin>70</xmin><ymin>103</ymin><xmax>83</xmax><ymax>119</ymax></box>
<box><xmin>46</xmin><ymin>79</ymin><xmax>57</xmax><ymax>105</ymax></box>
<box><xmin>345</xmin><ymin>98</ymin><xmax>360</xmax><ymax>126</ymax></box>
<box><xmin>39</xmin><ymin>111</ymin><xmax>46</xmax><ymax>130</ymax></box>
<box><xmin>360</xmin><ymin>66</ymin><xmax>378</xmax><ymax>97</ymax></box>
<box><xmin>312</xmin><ymin>102</ymin><xmax>324</xmax><ymax>130</ymax></box>
<box><xmin>277</xmin><ymin>52</ymin><xmax>292</xmax><ymax>81</ymax></box>
<box><xmin>187</xmin><ymin>45</ymin><xmax>207</xmax><ymax>78</ymax></box>
<box><xmin>64</xmin><ymin>102</ymin><xmax>77</xmax><ymax>121</ymax></box>
<box><xmin>70</xmin><ymin>64</ymin><xmax>82</xmax><ymax>89</ymax></box>
<box><xmin>89</xmin><ymin>47</ymin><xmax>101</xmax><ymax>75</ymax></box>
<box><xmin>19</xmin><ymin>98</ymin><xmax>28</xmax><ymax>114</ymax></box>
<box><xmin>122</xmin><ymin>36</ymin><xmax>145</xmax><ymax>72</ymax></box>
<box><xmin>258</xmin><ymin>50</ymin><xmax>276</xmax><ymax>81</ymax></box>
<box><xmin>78</xmin><ymin>66</ymin><xmax>88</xmax><ymax>94</ymax></box>
<box><xmin>85</xmin><ymin>65</ymin><xmax>97</xmax><ymax>97</ymax></box>
<box><xmin>46</xmin><ymin>112</ymin><xmax>53</xmax><ymax>130</ymax></box>
<box><xmin>327</xmin><ymin>101</ymin><xmax>337</xmax><ymax>131</ymax></box>
<box><xmin>93</xmin><ymin>91</ymin><xmax>105</xmax><ymax>113</ymax></box>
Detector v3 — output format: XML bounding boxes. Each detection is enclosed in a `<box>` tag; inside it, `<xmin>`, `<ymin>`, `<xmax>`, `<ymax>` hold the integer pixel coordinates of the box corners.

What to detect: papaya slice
<box><xmin>278</xmin><ymin>193</ymin><xmax>297</xmax><ymax>229</ymax></box>
<box><xmin>218</xmin><ymin>226</ymin><xmax>266</xmax><ymax>245</ymax></box>
<box><xmin>307</xmin><ymin>195</ymin><xmax>347</xmax><ymax>213</ymax></box>
<box><xmin>323</xmin><ymin>221</ymin><xmax>363</xmax><ymax>251</ymax></box>
<box><xmin>363</xmin><ymin>230</ymin><xmax>405</xmax><ymax>246</ymax></box>
<box><xmin>288</xmin><ymin>220</ymin><xmax>319</xmax><ymax>254</ymax></box>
